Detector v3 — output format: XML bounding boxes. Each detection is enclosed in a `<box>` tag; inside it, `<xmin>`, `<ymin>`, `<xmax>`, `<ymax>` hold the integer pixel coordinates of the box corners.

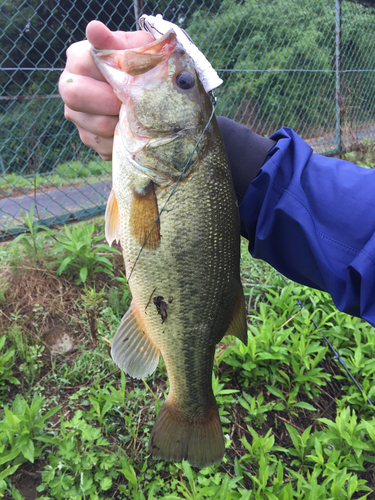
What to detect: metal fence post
<box><xmin>134</xmin><ymin>0</ymin><xmax>143</xmax><ymax>29</ymax></box>
<box><xmin>336</xmin><ymin>0</ymin><xmax>343</xmax><ymax>154</ymax></box>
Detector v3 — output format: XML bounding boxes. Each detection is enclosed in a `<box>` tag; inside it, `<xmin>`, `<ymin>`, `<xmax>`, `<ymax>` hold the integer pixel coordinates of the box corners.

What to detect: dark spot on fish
<box><xmin>153</xmin><ymin>296</ymin><xmax>168</xmax><ymax>324</ymax></box>
<box><xmin>123</xmin><ymin>337</ymin><xmax>129</xmax><ymax>342</ymax></box>
<box><xmin>168</xmin><ymin>296</ymin><xmax>173</xmax><ymax>304</ymax></box>
<box><xmin>176</xmin><ymin>440</ymin><xmax>180</xmax><ymax>443</ymax></box>
<box><xmin>152</xmin><ymin>445</ymin><xmax>160</xmax><ymax>450</ymax></box>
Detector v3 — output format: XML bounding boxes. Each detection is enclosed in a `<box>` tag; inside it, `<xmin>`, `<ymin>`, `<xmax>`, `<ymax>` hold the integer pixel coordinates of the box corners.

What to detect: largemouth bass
<box><xmin>91</xmin><ymin>30</ymin><xmax>247</xmax><ymax>468</ymax></box>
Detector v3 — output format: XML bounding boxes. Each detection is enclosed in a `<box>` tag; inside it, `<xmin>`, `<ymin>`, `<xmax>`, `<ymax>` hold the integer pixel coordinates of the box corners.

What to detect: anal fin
<box><xmin>225</xmin><ymin>284</ymin><xmax>248</xmax><ymax>345</ymax></box>
<box><xmin>111</xmin><ymin>302</ymin><xmax>160</xmax><ymax>379</ymax></box>
<box><xmin>130</xmin><ymin>181</ymin><xmax>160</xmax><ymax>249</ymax></box>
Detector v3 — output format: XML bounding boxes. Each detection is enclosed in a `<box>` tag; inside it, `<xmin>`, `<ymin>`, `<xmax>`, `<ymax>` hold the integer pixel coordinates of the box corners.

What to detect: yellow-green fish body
<box><xmin>91</xmin><ymin>31</ymin><xmax>247</xmax><ymax>468</ymax></box>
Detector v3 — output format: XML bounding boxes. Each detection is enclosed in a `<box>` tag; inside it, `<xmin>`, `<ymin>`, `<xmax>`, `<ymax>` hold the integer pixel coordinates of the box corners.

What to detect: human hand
<box><xmin>59</xmin><ymin>21</ymin><xmax>153</xmax><ymax>160</ymax></box>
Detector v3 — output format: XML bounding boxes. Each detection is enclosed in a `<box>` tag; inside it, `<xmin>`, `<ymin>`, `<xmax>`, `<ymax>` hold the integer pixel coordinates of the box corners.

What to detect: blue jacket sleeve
<box><xmin>239</xmin><ymin>127</ymin><xmax>375</xmax><ymax>326</ymax></box>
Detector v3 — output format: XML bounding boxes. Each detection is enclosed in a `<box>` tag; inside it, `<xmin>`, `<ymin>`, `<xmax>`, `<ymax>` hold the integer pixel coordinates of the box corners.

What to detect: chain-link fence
<box><xmin>1</xmin><ymin>0</ymin><xmax>375</xmax><ymax>240</ymax></box>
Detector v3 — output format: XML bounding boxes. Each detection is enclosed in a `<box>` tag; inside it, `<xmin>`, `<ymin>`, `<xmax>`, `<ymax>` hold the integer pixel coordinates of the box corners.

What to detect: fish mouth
<box><xmin>91</xmin><ymin>30</ymin><xmax>178</xmax><ymax>77</ymax></box>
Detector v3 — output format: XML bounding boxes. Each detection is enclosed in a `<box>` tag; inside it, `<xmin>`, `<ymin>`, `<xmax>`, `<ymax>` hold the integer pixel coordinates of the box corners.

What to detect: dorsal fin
<box><xmin>224</xmin><ymin>284</ymin><xmax>248</xmax><ymax>345</ymax></box>
<box><xmin>105</xmin><ymin>189</ymin><xmax>120</xmax><ymax>246</ymax></box>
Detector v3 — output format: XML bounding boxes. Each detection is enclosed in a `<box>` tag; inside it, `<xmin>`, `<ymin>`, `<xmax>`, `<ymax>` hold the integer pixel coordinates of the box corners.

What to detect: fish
<box><xmin>91</xmin><ymin>30</ymin><xmax>247</xmax><ymax>468</ymax></box>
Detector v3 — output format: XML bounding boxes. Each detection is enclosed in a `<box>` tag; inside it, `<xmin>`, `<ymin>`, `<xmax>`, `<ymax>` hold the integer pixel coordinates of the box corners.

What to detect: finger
<box><xmin>86</xmin><ymin>20</ymin><xmax>154</xmax><ymax>50</ymax></box>
<box><xmin>65</xmin><ymin>40</ymin><xmax>106</xmax><ymax>82</ymax></box>
<box><xmin>65</xmin><ymin>24</ymin><xmax>154</xmax><ymax>81</ymax></box>
<box><xmin>59</xmin><ymin>73</ymin><xmax>121</xmax><ymax>116</ymax></box>
<box><xmin>77</xmin><ymin>126</ymin><xmax>114</xmax><ymax>161</ymax></box>
<box><xmin>64</xmin><ymin>106</ymin><xmax>118</xmax><ymax>138</ymax></box>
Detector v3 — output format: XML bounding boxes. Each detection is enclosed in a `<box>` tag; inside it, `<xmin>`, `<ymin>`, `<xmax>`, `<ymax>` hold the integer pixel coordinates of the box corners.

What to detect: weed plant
<box><xmin>11</xmin><ymin>207</ymin><xmax>50</xmax><ymax>264</ymax></box>
<box><xmin>1</xmin><ymin>221</ymin><xmax>375</xmax><ymax>498</ymax></box>
<box><xmin>51</xmin><ymin>222</ymin><xmax>120</xmax><ymax>284</ymax></box>
<box><xmin>6</xmin><ymin>326</ymin><xmax>44</xmax><ymax>383</ymax></box>
<box><xmin>0</xmin><ymin>337</ymin><xmax>19</xmax><ymax>400</ymax></box>
<box><xmin>342</xmin><ymin>139</ymin><xmax>375</xmax><ymax>169</ymax></box>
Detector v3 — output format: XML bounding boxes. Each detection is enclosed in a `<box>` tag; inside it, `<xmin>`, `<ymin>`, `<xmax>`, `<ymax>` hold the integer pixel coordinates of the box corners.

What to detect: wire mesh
<box><xmin>0</xmin><ymin>0</ymin><xmax>374</xmax><ymax>239</ymax></box>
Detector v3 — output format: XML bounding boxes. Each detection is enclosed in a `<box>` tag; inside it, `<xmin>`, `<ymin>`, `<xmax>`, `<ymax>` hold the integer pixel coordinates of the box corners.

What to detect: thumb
<box><xmin>86</xmin><ymin>20</ymin><xmax>153</xmax><ymax>50</ymax></box>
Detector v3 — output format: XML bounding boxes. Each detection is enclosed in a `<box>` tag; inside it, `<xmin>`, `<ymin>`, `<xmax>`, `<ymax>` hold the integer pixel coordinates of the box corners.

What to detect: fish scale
<box><xmin>92</xmin><ymin>29</ymin><xmax>247</xmax><ymax>468</ymax></box>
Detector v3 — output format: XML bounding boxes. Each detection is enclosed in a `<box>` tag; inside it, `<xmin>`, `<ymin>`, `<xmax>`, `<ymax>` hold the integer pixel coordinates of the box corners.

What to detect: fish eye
<box><xmin>176</xmin><ymin>71</ymin><xmax>195</xmax><ymax>90</ymax></box>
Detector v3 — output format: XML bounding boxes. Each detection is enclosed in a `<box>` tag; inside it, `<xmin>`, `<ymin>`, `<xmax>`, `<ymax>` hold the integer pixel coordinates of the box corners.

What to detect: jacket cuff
<box><xmin>217</xmin><ymin>116</ymin><xmax>276</xmax><ymax>203</ymax></box>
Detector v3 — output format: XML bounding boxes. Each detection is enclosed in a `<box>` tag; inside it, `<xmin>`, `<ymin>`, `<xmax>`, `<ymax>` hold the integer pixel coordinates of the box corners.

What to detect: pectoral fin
<box><xmin>111</xmin><ymin>302</ymin><xmax>160</xmax><ymax>379</ymax></box>
<box><xmin>224</xmin><ymin>285</ymin><xmax>248</xmax><ymax>345</ymax></box>
<box><xmin>105</xmin><ymin>189</ymin><xmax>120</xmax><ymax>246</ymax></box>
<box><xmin>130</xmin><ymin>181</ymin><xmax>160</xmax><ymax>249</ymax></box>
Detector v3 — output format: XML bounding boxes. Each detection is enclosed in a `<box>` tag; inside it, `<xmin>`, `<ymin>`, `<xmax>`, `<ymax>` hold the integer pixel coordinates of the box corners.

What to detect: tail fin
<box><xmin>149</xmin><ymin>397</ymin><xmax>225</xmax><ymax>468</ymax></box>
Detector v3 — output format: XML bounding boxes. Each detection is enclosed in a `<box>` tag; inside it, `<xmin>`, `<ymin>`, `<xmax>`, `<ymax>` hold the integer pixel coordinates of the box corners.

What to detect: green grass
<box><xmin>0</xmin><ymin>221</ymin><xmax>375</xmax><ymax>499</ymax></box>
<box><xmin>341</xmin><ymin>138</ymin><xmax>375</xmax><ymax>169</ymax></box>
<box><xmin>0</xmin><ymin>159</ymin><xmax>112</xmax><ymax>195</ymax></box>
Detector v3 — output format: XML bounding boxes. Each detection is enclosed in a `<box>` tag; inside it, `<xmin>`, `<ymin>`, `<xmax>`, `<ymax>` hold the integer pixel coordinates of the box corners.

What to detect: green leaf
<box><xmin>364</xmin><ymin>421</ymin><xmax>375</xmax><ymax>442</ymax></box>
<box><xmin>19</xmin><ymin>439</ymin><xmax>34</xmax><ymax>463</ymax></box>
<box><xmin>347</xmin><ymin>474</ymin><xmax>358</xmax><ymax>499</ymax></box>
<box><xmin>100</xmin><ymin>476</ymin><xmax>112</xmax><ymax>491</ymax></box>
<box><xmin>119</xmin><ymin>467</ymin><xmax>137</xmax><ymax>487</ymax></box>
<box><xmin>266</xmin><ymin>385</ymin><xmax>286</xmax><ymax>401</ymax></box>
<box><xmin>234</xmin><ymin>456</ymin><xmax>243</xmax><ymax>483</ymax></box>
<box><xmin>0</xmin><ymin>447</ymin><xmax>21</xmax><ymax>466</ymax></box>
<box><xmin>219</xmin><ymin>474</ymin><xmax>229</xmax><ymax>500</ymax></box>
<box><xmin>79</xmin><ymin>266</ymin><xmax>88</xmax><ymax>283</ymax></box>
<box><xmin>11</xmin><ymin>486</ymin><xmax>25</xmax><ymax>500</ymax></box>
<box><xmin>294</xmin><ymin>402</ymin><xmax>316</xmax><ymax>411</ymax></box>
<box><xmin>56</xmin><ymin>256</ymin><xmax>74</xmax><ymax>275</ymax></box>
<box><xmin>0</xmin><ymin>464</ymin><xmax>21</xmax><ymax>480</ymax></box>
<box><xmin>42</xmin><ymin>405</ymin><xmax>62</xmax><ymax>421</ymax></box>
<box><xmin>13</xmin><ymin>394</ymin><xmax>25</xmax><ymax>416</ymax></box>
<box><xmin>8</xmin><ymin>376</ymin><xmax>20</xmax><ymax>385</ymax></box>
<box><xmin>285</xmin><ymin>423</ymin><xmax>301</xmax><ymax>452</ymax></box>
<box><xmin>80</xmin><ymin>473</ymin><xmax>93</xmax><ymax>492</ymax></box>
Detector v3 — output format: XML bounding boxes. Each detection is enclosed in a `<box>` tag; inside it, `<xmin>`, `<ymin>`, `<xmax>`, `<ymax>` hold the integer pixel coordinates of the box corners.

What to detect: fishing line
<box><xmin>127</xmin><ymin>92</ymin><xmax>217</xmax><ymax>283</ymax></box>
